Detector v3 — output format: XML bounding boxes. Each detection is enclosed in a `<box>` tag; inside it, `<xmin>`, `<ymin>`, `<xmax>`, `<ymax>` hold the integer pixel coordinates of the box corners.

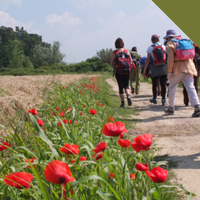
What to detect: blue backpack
<box><xmin>171</xmin><ymin>39</ymin><xmax>195</xmax><ymax>60</ymax></box>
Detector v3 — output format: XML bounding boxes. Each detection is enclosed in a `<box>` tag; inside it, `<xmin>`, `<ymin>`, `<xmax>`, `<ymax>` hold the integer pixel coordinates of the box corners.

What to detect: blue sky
<box><xmin>0</xmin><ymin>0</ymin><xmax>189</xmax><ymax>63</ymax></box>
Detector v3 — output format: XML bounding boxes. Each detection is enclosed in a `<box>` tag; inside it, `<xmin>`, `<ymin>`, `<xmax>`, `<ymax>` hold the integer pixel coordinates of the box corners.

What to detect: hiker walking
<box><xmin>130</xmin><ymin>47</ymin><xmax>141</xmax><ymax>95</ymax></box>
<box><xmin>183</xmin><ymin>44</ymin><xmax>200</xmax><ymax>106</ymax></box>
<box><xmin>110</xmin><ymin>38</ymin><xmax>133</xmax><ymax>107</ymax></box>
<box><xmin>163</xmin><ymin>29</ymin><xmax>200</xmax><ymax>117</ymax></box>
<box><xmin>143</xmin><ymin>34</ymin><xmax>168</xmax><ymax>106</ymax></box>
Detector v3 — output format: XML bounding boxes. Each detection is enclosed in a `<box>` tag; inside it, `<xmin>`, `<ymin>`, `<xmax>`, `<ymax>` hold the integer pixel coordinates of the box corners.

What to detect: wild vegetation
<box><xmin>0</xmin><ymin>75</ymin><xmax>194</xmax><ymax>200</ymax></box>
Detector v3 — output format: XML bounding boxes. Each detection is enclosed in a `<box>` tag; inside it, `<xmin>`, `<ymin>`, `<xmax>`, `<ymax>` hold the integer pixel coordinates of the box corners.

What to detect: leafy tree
<box><xmin>32</xmin><ymin>44</ymin><xmax>52</xmax><ymax>68</ymax></box>
<box><xmin>51</xmin><ymin>41</ymin><xmax>65</xmax><ymax>64</ymax></box>
<box><xmin>94</xmin><ymin>48</ymin><xmax>113</xmax><ymax>63</ymax></box>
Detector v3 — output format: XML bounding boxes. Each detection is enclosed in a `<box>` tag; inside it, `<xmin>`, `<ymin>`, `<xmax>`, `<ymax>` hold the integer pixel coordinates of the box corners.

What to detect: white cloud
<box><xmin>0</xmin><ymin>11</ymin><xmax>33</xmax><ymax>31</ymax></box>
<box><xmin>0</xmin><ymin>0</ymin><xmax>22</xmax><ymax>9</ymax></box>
<box><xmin>46</xmin><ymin>12</ymin><xmax>82</xmax><ymax>28</ymax></box>
<box><xmin>70</xmin><ymin>0</ymin><xmax>113</xmax><ymax>10</ymax></box>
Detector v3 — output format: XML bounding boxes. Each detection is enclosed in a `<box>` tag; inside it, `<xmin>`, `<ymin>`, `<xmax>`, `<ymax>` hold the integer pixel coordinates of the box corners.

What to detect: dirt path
<box><xmin>107</xmin><ymin>78</ymin><xmax>200</xmax><ymax>200</ymax></box>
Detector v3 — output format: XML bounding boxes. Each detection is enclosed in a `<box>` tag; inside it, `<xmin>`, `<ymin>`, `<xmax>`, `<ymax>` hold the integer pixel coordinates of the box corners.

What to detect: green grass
<box><xmin>99</xmin><ymin>72</ymin><xmax>140</xmax><ymax>130</ymax></box>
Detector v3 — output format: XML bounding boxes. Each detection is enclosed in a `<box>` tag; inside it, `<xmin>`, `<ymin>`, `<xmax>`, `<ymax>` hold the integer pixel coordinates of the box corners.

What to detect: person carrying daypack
<box><xmin>142</xmin><ymin>34</ymin><xmax>168</xmax><ymax>106</ymax></box>
<box><xmin>183</xmin><ymin>44</ymin><xmax>200</xmax><ymax>106</ymax></box>
<box><xmin>130</xmin><ymin>46</ymin><xmax>141</xmax><ymax>95</ymax></box>
<box><xmin>163</xmin><ymin>29</ymin><xmax>200</xmax><ymax>117</ymax></box>
<box><xmin>110</xmin><ymin>38</ymin><xmax>133</xmax><ymax>107</ymax></box>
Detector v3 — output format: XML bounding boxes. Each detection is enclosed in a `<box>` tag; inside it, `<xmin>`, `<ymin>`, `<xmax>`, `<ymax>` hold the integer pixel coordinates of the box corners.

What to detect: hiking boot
<box><xmin>149</xmin><ymin>98</ymin><xmax>157</xmax><ymax>104</ymax></box>
<box><xmin>192</xmin><ymin>106</ymin><xmax>200</xmax><ymax>117</ymax></box>
<box><xmin>162</xmin><ymin>99</ymin><xmax>167</xmax><ymax>106</ymax></box>
<box><xmin>119</xmin><ymin>104</ymin><xmax>125</xmax><ymax>108</ymax></box>
<box><xmin>127</xmin><ymin>97</ymin><xmax>132</xmax><ymax>106</ymax></box>
<box><xmin>131</xmin><ymin>88</ymin><xmax>134</xmax><ymax>94</ymax></box>
<box><xmin>164</xmin><ymin>107</ymin><xmax>174</xmax><ymax>115</ymax></box>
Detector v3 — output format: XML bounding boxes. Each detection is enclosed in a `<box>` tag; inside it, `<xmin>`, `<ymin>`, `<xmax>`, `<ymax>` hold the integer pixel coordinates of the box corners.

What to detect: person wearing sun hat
<box><xmin>163</xmin><ymin>29</ymin><xmax>200</xmax><ymax>117</ymax></box>
<box><xmin>143</xmin><ymin>34</ymin><xmax>167</xmax><ymax>106</ymax></box>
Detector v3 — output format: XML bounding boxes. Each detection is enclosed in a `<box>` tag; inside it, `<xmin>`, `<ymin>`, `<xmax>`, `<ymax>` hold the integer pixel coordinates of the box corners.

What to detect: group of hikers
<box><xmin>110</xmin><ymin>29</ymin><xmax>200</xmax><ymax>117</ymax></box>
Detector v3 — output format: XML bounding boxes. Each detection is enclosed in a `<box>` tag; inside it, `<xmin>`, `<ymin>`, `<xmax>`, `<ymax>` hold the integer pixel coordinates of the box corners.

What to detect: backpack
<box><xmin>130</xmin><ymin>53</ymin><xmax>140</xmax><ymax>69</ymax></box>
<box><xmin>114</xmin><ymin>49</ymin><xmax>132</xmax><ymax>75</ymax></box>
<box><xmin>151</xmin><ymin>44</ymin><xmax>166</xmax><ymax>66</ymax></box>
<box><xmin>171</xmin><ymin>39</ymin><xmax>195</xmax><ymax>60</ymax></box>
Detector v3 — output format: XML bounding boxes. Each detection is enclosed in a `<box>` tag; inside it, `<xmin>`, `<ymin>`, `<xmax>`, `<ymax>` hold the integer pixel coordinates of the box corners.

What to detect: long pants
<box><xmin>169</xmin><ymin>73</ymin><xmax>199</xmax><ymax>107</ymax></box>
<box><xmin>151</xmin><ymin>75</ymin><xmax>167</xmax><ymax>100</ymax></box>
<box><xmin>130</xmin><ymin>67</ymin><xmax>140</xmax><ymax>94</ymax></box>
<box><xmin>183</xmin><ymin>76</ymin><xmax>199</xmax><ymax>105</ymax></box>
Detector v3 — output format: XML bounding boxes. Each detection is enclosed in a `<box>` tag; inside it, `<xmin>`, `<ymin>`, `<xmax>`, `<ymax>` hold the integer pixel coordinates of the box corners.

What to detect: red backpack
<box><xmin>152</xmin><ymin>44</ymin><xmax>166</xmax><ymax>66</ymax></box>
<box><xmin>114</xmin><ymin>49</ymin><xmax>132</xmax><ymax>75</ymax></box>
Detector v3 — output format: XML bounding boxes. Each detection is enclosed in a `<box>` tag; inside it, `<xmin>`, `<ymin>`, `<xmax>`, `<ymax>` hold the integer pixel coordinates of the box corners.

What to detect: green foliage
<box><xmin>94</xmin><ymin>48</ymin><xmax>113</xmax><ymax>64</ymax></box>
<box><xmin>0</xmin><ymin>77</ymin><xmax>192</xmax><ymax>200</ymax></box>
<box><xmin>0</xmin><ymin>26</ymin><xmax>113</xmax><ymax>75</ymax></box>
<box><xmin>0</xmin><ymin>26</ymin><xmax>65</xmax><ymax>70</ymax></box>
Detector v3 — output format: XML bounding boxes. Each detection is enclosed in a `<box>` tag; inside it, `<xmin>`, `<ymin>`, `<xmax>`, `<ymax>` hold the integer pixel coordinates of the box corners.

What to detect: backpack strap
<box><xmin>114</xmin><ymin>50</ymin><xmax>119</xmax><ymax>55</ymax></box>
<box><xmin>124</xmin><ymin>49</ymin><xmax>128</xmax><ymax>53</ymax></box>
<box><xmin>170</xmin><ymin>39</ymin><xmax>178</xmax><ymax>42</ymax></box>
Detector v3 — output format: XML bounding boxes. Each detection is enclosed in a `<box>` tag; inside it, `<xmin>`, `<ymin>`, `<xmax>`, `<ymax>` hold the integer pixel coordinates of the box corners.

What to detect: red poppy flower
<box><xmin>90</xmin><ymin>109</ymin><xmax>97</xmax><ymax>115</ymax></box>
<box><xmin>52</xmin><ymin>112</ymin><xmax>56</xmax><ymax>116</ymax></box>
<box><xmin>102</xmin><ymin>121</ymin><xmax>127</xmax><ymax>137</ymax></box>
<box><xmin>79</xmin><ymin>112</ymin><xmax>83</xmax><ymax>115</ymax></box>
<box><xmin>95</xmin><ymin>142</ymin><xmax>107</xmax><ymax>151</ymax></box>
<box><xmin>92</xmin><ymin>152</ymin><xmax>103</xmax><ymax>160</ymax></box>
<box><xmin>25</xmin><ymin>158</ymin><xmax>37</xmax><ymax>168</ymax></box>
<box><xmin>94</xmin><ymin>101</ymin><xmax>98</xmax><ymax>103</ymax></box>
<box><xmin>82</xmin><ymin>94</ymin><xmax>84</xmax><ymax>96</ymax></box>
<box><xmin>58</xmin><ymin>119</ymin><xmax>68</xmax><ymax>127</ymax></box>
<box><xmin>101</xmin><ymin>104</ymin><xmax>105</xmax><ymax>106</ymax></box>
<box><xmin>28</xmin><ymin>108</ymin><xmax>37</xmax><ymax>115</ymax></box>
<box><xmin>44</xmin><ymin>160</ymin><xmax>75</xmax><ymax>184</ymax></box>
<box><xmin>55</xmin><ymin>107</ymin><xmax>60</xmax><ymax>111</ymax></box>
<box><xmin>60</xmin><ymin>111</ymin><xmax>65</xmax><ymax>117</ymax></box>
<box><xmin>117</xmin><ymin>139</ymin><xmax>131</xmax><ymax>148</ymax></box>
<box><xmin>4</xmin><ymin>172</ymin><xmax>33</xmax><ymax>189</ymax></box>
<box><xmin>71</xmin><ymin>156</ymin><xmax>87</xmax><ymax>163</ymax></box>
<box><xmin>131</xmin><ymin>134</ymin><xmax>152</xmax><ymax>153</ymax></box>
<box><xmin>120</xmin><ymin>133</ymin><xmax>124</xmax><ymax>139</ymax></box>
<box><xmin>110</xmin><ymin>173</ymin><xmax>115</xmax><ymax>178</ymax></box>
<box><xmin>146</xmin><ymin>167</ymin><xmax>168</xmax><ymax>183</ymax></box>
<box><xmin>107</xmin><ymin>117</ymin><xmax>114</xmax><ymax>122</ymax></box>
<box><xmin>63</xmin><ymin>119</ymin><xmax>68</xmax><ymax>124</ymax></box>
<box><xmin>62</xmin><ymin>86</ymin><xmax>65</xmax><ymax>89</ymax></box>
<box><xmin>130</xmin><ymin>174</ymin><xmax>135</xmax><ymax>179</ymax></box>
<box><xmin>68</xmin><ymin>108</ymin><xmax>72</xmax><ymax>111</ymax></box>
<box><xmin>74</xmin><ymin>121</ymin><xmax>77</xmax><ymax>125</ymax></box>
<box><xmin>135</xmin><ymin>163</ymin><xmax>149</xmax><ymax>171</ymax></box>
<box><xmin>68</xmin><ymin>120</ymin><xmax>72</xmax><ymax>124</ymax></box>
<box><xmin>60</xmin><ymin>143</ymin><xmax>80</xmax><ymax>155</ymax></box>
<box><xmin>0</xmin><ymin>142</ymin><xmax>11</xmax><ymax>151</ymax></box>
<box><xmin>83</xmin><ymin>105</ymin><xmax>86</xmax><ymax>108</ymax></box>
<box><xmin>74</xmin><ymin>101</ymin><xmax>77</xmax><ymax>103</ymax></box>
<box><xmin>62</xmin><ymin>186</ymin><xmax>74</xmax><ymax>200</ymax></box>
<box><xmin>79</xmin><ymin>91</ymin><xmax>82</xmax><ymax>93</ymax></box>
<box><xmin>98</xmin><ymin>103</ymin><xmax>101</xmax><ymax>106</ymax></box>
<box><xmin>37</xmin><ymin>119</ymin><xmax>44</xmax><ymax>126</ymax></box>
<box><xmin>92</xmin><ymin>148</ymin><xmax>101</xmax><ymax>155</ymax></box>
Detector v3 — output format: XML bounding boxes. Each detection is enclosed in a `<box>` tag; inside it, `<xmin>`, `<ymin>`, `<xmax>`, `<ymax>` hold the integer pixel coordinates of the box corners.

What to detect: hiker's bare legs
<box><xmin>120</xmin><ymin>94</ymin><xmax>124</xmax><ymax>101</ymax></box>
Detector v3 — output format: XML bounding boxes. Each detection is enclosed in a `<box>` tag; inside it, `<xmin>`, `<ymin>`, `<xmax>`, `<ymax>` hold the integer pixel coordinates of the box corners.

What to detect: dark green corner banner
<box><xmin>152</xmin><ymin>0</ymin><xmax>200</xmax><ymax>46</ymax></box>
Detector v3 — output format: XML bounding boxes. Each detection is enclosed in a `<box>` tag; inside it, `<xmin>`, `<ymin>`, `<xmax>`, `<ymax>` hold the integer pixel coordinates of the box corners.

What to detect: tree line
<box><xmin>0</xmin><ymin>26</ymin><xmax>113</xmax><ymax>75</ymax></box>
